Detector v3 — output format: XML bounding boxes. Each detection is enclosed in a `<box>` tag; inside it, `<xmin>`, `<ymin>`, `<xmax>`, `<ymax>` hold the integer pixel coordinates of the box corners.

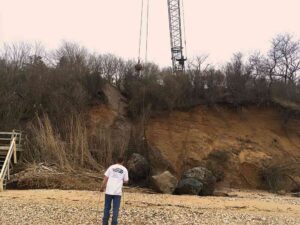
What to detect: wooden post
<box><xmin>0</xmin><ymin>179</ymin><xmax>3</xmax><ymax>192</ymax></box>
<box><xmin>13</xmin><ymin>141</ymin><xmax>17</xmax><ymax>164</ymax></box>
<box><xmin>7</xmin><ymin>161</ymin><xmax>10</xmax><ymax>180</ymax></box>
<box><xmin>19</xmin><ymin>132</ymin><xmax>22</xmax><ymax>145</ymax></box>
<box><xmin>11</xmin><ymin>130</ymin><xmax>15</xmax><ymax>141</ymax></box>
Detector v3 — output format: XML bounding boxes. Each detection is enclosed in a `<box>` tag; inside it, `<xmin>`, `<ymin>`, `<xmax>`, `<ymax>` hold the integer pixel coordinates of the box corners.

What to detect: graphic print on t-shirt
<box><xmin>112</xmin><ymin>168</ymin><xmax>124</xmax><ymax>174</ymax></box>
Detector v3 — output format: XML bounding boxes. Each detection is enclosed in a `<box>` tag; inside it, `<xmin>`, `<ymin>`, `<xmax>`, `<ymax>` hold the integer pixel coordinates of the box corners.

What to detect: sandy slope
<box><xmin>147</xmin><ymin>106</ymin><xmax>300</xmax><ymax>188</ymax></box>
<box><xmin>0</xmin><ymin>189</ymin><xmax>299</xmax><ymax>225</ymax></box>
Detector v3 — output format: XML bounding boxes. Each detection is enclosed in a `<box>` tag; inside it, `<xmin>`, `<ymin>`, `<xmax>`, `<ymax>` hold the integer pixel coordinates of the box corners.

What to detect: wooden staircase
<box><xmin>0</xmin><ymin>131</ymin><xmax>22</xmax><ymax>191</ymax></box>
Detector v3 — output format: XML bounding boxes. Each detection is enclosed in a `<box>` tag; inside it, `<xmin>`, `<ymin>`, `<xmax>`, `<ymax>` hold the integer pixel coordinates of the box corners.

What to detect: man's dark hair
<box><xmin>116</xmin><ymin>156</ymin><xmax>124</xmax><ymax>163</ymax></box>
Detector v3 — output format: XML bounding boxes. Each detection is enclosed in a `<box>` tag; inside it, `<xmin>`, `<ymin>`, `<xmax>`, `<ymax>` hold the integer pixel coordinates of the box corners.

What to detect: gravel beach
<box><xmin>0</xmin><ymin>189</ymin><xmax>299</xmax><ymax>225</ymax></box>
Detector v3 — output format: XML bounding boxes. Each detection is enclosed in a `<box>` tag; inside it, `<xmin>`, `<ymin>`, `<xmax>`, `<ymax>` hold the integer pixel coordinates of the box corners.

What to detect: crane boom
<box><xmin>167</xmin><ymin>0</ymin><xmax>186</xmax><ymax>72</ymax></box>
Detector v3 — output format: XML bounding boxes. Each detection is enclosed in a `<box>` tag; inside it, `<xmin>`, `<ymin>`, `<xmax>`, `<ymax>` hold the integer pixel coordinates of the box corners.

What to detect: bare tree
<box><xmin>268</xmin><ymin>34</ymin><xmax>300</xmax><ymax>84</ymax></box>
<box><xmin>100</xmin><ymin>54</ymin><xmax>122</xmax><ymax>84</ymax></box>
<box><xmin>224</xmin><ymin>53</ymin><xmax>255</xmax><ymax>105</ymax></box>
<box><xmin>188</xmin><ymin>54</ymin><xmax>210</xmax><ymax>73</ymax></box>
<box><xmin>248</xmin><ymin>52</ymin><xmax>266</xmax><ymax>78</ymax></box>
<box><xmin>55</xmin><ymin>41</ymin><xmax>89</xmax><ymax>74</ymax></box>
<box><xmin>1</xmin><ymin>42</ymin><xmax>32</xmax><ymax>73</ymax></box>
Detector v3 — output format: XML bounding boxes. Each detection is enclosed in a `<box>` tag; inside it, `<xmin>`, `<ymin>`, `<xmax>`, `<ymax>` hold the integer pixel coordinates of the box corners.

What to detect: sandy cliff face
<box><xmin>88</xmin><ymin>84</ymin><xmax>300</xmax><ymax>189</ymax></box>
<box><xmin>146</xmin><ymin>106</ymin><xmax>300</xmax><ymax>189</ymax></box>
<box><xmin>88</xmin><ymin>84</ymin><xmax>131</xmax><ymax>164</ymax></box>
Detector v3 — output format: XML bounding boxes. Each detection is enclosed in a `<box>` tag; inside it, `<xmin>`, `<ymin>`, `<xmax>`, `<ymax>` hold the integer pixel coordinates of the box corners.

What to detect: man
<box><xmin>100</xmin><ymin>157</ymin><xmax>129</xmax><ymax>225</ymax></box>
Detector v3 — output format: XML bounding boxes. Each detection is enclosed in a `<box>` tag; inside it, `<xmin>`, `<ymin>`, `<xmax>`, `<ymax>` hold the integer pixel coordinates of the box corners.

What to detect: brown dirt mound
<box><xmin>146</xmin><ymin>105</ymin><xmax>300</xmax><ymax>190</ymax></box>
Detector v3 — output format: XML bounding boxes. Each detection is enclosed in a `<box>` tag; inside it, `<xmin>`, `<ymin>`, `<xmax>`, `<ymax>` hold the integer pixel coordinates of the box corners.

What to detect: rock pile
<box><xmin>175</xmin><ymin>167</ymin><xmax>216</xmax><ymax>196</ymax></box>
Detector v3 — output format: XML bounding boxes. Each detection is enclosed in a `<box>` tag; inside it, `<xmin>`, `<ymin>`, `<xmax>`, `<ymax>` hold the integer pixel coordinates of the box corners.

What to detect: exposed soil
<box><xmin>146</xmin><ymin>106</ymin><xmax>300</xmax><ymax>189</ymax></box>
<box><xmin>86</xmin><ymin>86</ymin><xmax>300</xmax><ymax>191</ymax></box>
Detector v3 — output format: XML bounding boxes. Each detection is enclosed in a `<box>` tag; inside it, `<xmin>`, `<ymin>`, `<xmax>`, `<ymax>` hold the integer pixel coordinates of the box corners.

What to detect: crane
<box><xmin>135</xmin><ymin>0</ymin><xmax>187</xmax><ymax>73</ymax></box>
<box><xmin>167</xmin><ymin>0</ymin><xmax>187</xmax><ymax>72</ymax></box>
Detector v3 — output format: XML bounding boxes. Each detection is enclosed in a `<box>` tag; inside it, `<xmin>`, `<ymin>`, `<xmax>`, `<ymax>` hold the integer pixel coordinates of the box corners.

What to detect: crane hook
<box><xmin>135</xmin><ymin>59</ymin><xmax>143</xmax><ymax>73</ymax></box>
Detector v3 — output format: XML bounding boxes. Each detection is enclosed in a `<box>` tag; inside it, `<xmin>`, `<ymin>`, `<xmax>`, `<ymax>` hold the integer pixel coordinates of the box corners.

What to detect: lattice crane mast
<box><xmin>167</xmin><ymin>0</ymin><xmax>187</xmax><ymax>72</ymax></box>
<box><xmin>135</xmin><ymin>0</ymin><xmax>187</xmax><ymax>73</ymax></box>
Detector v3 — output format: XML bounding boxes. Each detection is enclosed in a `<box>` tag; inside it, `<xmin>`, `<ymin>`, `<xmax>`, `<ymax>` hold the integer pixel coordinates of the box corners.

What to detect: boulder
<box><xmin>127</xmin><ymin>153</ymin><xmax>150</xmax><ymax>181</ymax></box>
<box><xmin>151</xmin><ymin>171</ymin><xmax>178</xmax><ymax>194</ymax></box>
<box><xmin>182</xmin><ymin>167</ymin><xmax>216</xmax><ymax>196</ymax></box>
<box><xmin>147</xmin><ymin>144</ymin><xmax>175</xmax><ymax>175</ymax></box>
<box><xmin>291</xmin><ymin>192</ymin><xmax>300</xmax><ymax>197</ymax></box>
<box><xmin>174</xmin><ymin>178</ymin><xmax>203</xmax><ymax>195</ymax></box>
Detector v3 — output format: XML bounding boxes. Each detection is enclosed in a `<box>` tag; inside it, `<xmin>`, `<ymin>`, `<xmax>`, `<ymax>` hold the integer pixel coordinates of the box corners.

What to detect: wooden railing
<box><xmin>0</xmin><ymin>131</ymin><xmax>22</xmax><ymax>192</ymax></box>
<box><xmin>0</xmin><ymin>131</ymin><xmax>22</xmax><ymax>149</ymax></box>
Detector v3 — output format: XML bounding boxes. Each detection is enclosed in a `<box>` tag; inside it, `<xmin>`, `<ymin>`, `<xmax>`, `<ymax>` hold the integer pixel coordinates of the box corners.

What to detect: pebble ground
<box><xmin>0</xmin><ymin>189</ymin><xmax>299</xmax><ymax>225</ymax></box>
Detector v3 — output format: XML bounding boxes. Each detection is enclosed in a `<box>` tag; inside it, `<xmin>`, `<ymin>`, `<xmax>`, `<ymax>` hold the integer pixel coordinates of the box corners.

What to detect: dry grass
<box><xmin>27</xmin><ymin>115</ymin><xmax>71</xmax><ymax>170</ymax></box>
<box><xmin>89</xmin><ymin>127</ymin><xmax>114</xmax><ymax>167</ymax></box>
<box><xmin>24</xmin><ymin>114</ymin><xmax>101</xmax><ymax>171</ymax></box>
<box><xmin>261</xmin><ymin>163</ymin><xmax>300</xmax><ymax>192</ymax></box>
<box><xmin>90</xmin><ymin>124</ymin><xmax>130</xmax><ymax>168</ymax></box>
<box><xmin>65</xmin><ymin>115</ymin><xmax>99</xmax><ymax>170</ymax></box>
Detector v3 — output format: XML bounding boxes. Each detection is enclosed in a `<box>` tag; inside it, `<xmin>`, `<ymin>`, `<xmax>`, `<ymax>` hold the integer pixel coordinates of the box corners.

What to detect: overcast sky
<box><xmin>0</xmin><ymin>0</ymin><xmax>300</xmax><ymax>67</ymax></box>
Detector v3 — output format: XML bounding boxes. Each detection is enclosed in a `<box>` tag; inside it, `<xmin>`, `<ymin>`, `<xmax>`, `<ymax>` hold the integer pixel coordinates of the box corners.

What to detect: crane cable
<box><xmin>181</xmin><ymin>0</ymin><xmax>188</xmax><ymax>60</ymax></box>
<box><xmin>137</xmin><ymin>0</ymin><xmax>150</xmax><ymax>71</ymax></box>
<box><xmin>145</xmin><ymin>0</ymin><xmax>150</xmax><ymax>63</ymax></box>
<box><xmin>138</xmin><ymin>0</ymin><xmax>145</xmax><ymax>63</ymax></box>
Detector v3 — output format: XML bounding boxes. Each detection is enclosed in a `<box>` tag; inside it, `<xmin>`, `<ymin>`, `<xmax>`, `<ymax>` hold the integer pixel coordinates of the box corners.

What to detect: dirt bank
<box><xmin>0</xmin><ymin>189</ymin><xmax>299</xmax><ymax>225</ymax></box>
<box><xmin>146</xmin><ymin>106</ymin><xmax>300</xmax><ymax>189</ymax></box>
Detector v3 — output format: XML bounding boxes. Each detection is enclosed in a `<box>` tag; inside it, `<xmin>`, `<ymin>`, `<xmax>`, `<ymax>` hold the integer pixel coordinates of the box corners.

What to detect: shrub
<box><xmin>207</xmin><ymin>150</ymin><xmax>230</xmax><ymax>163</ymax></box>
<box><xmin>205</xmin><ymin>150</ymin><xmax>230</xmax><ymax>182</ymax></box>
<box><xmin>261</xmin><ymin>163</ymin><xmax>299</xmax><ymax>192</ymax></box>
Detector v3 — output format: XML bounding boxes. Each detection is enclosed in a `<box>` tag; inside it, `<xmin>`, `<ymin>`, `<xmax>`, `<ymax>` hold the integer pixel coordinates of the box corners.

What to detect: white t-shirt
<box><xmin>104</xmin><ymin>164</ymin><xmax>129</xmax><ymax>196</ymax></box>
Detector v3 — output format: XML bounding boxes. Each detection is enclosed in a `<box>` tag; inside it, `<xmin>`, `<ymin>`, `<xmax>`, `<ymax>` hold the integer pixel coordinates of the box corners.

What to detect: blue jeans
<box><xmin>102</xmin><ymin>194</ymin><xmax>121</xmax><ymax>225</ymax></box>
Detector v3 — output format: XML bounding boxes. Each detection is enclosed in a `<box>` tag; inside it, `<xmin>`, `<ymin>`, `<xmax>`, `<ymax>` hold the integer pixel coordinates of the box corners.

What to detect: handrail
<box><xmin>0</xmin><ymin>131</ymin><xmax>22</xmax><ymax>139</ymax></box>
<box><xmin>0</xmin><ymin>137</ymin><xmax>17</xmax><ymax>191</ymax></box>
<box><xmin>0</xmin><ymin>131</ymin><xmax>22</xmax><ymax>150</ymax></box>
<box><xmin>0</xmin><ymin>132</ymin><xmax>19</xmax><ymax>135</ymax></box>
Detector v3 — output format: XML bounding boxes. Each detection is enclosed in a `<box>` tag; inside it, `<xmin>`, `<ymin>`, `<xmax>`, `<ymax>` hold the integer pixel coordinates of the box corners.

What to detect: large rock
<box><xmin>174</xmin><ymin>178</ymin><xmax>203</xmax><ymax>195</ymax></box>
<box><xmin>292</xmin><ymin>192</ymin><xmax>300</xmax><ymax>197</ymax></box>
<box><xmin>127</xmin><ymin>153</ymin><xmax>150</xmax><ymax>181</ymax></box>
<box><xmin>147</xmin><ymin>144</ymin><xmax>176</xmax><ymax>175</ymax></box>
<box><xmin>182</xmin><ymin>167</ymin><xmax>216</xmax><ymax>196</ymax></box>
<box><xmin>151</xmin><ymin>171</ymin><xmax>178</xmax><ymax>194</ymax></box>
